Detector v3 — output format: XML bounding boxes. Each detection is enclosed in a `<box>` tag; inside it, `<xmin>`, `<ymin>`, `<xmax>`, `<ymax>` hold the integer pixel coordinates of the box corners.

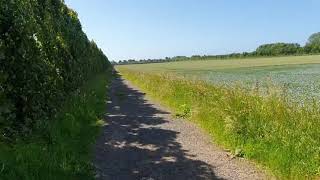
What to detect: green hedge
<box><xmin>0</xmin><ymin>0</ymin><xmax>110</xmax><ymax>141</ymax></box>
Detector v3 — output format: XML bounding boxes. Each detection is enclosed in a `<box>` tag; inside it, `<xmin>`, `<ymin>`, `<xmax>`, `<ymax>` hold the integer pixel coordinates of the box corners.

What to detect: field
<box><xmin>120</xmin><ymin>55</ymin><xmax>320</xmax><ymax>101</ymax></box>
<box><xmin>117</xmin><ymin>55</ymin><xmax>320</xmax><ymax>178</ymax></box>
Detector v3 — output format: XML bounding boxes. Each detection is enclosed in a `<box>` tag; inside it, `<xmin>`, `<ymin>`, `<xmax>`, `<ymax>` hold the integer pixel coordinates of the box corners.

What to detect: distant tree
<box><xmin>307</xmin><ymin>32</ymin><xmax>320</xmax><ymax>44</ymax></box>
<box><xmin>128</xmin><ymin>59</ymin><xmax>137</xmax><ymax>64</ymax></box>
<box><xmin>255</xmin><ymin>43</ymin><xmax>301</xmax><ymax>56</ymax></box>
<box><xmin>305</xmin><ymin>32</ymin><xmax>320</xmax><ymax>53</ymax></box>
<box><xmin>242</xmin><ymin>52</ymin><xmax>250</xmax><ymax>57</ymax></box>
<box><xmin>191</xmin><ymin>55</ymin><xmax>201</xmax><ymax>60</ymax></box>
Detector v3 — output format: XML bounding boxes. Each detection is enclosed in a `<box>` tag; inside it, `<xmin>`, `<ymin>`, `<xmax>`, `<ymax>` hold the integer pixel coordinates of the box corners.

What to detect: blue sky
<box><xmin>65</xmin><ymin>0</ymin><xmax>320</xmax><ymax>61</ymax></box>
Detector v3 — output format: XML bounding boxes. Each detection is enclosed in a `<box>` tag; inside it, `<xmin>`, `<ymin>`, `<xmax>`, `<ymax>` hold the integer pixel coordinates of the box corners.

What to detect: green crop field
<box><xmin>119</xmin><ymin>55</ymin><xmax>320</xmax><ymax>101</ymax></box>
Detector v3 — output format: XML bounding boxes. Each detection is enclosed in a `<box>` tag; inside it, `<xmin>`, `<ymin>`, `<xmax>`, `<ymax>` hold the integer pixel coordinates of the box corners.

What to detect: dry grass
<box><xmin>119</xmin><ymin>55</ymin><xmax>320</xmax><ymax>72</ymax></box>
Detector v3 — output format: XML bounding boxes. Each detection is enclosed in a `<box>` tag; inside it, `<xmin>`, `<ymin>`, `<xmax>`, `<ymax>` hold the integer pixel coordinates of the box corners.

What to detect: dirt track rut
<box><xmin>94</xmin><ymin>77</ymin><xmax>268</xmax><ymax>180</ymax></box>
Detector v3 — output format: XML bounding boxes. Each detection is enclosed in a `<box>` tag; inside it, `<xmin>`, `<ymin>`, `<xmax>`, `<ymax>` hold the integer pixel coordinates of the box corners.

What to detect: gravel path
<box><xmin>94</xmin><ymin>77</ymin><xmax>268</xmax><ymax>180</ymax></box>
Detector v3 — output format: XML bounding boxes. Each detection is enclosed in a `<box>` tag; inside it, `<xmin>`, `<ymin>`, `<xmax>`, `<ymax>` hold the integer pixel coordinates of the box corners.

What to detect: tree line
<box><xmin>0</xmin><ymin>0</ymin><xmax>111</xmax><ymax>141</ymax></box>
<box><xmin>114</xmin><ymin>32</ymin><xmax>320</xmax><ymax>65</ymax></box>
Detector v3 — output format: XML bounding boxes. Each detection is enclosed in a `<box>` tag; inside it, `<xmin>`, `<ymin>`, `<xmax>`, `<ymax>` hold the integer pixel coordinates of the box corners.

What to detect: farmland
<box><xmin>119</xmin><ymin>55</ymin><xmax>320</xmax><ymax>101</ymax></box>
<box><xmin>2</xmin><ymin>0</ymin><xmax>320</xmax><ymax>179</ymax></box>
<box><xmin>117</xmin><ymin>55</ymin><xmax>320</xmax><ymax>178</ymax></box>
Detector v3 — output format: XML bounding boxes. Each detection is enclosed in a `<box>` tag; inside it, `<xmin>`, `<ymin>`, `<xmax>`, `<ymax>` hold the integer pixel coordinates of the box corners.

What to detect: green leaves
<box><xmin>305</xmin><ymin>32</ymin><xmax>320</xmax><ymax>53</ymax></box>
<box><xmin>256</xmin><ymin>43</ymin><xmax>302</xmax><ymax>56</ymax></box>
<box><xmin>307</xmin><ymin>32</ymin><xmax>320</xmax><ymax>45</ymax></box>
<box><xmin>0</xmin><ymin>0</ymin><xmax>110</xmax><ymax>140</ymax></box>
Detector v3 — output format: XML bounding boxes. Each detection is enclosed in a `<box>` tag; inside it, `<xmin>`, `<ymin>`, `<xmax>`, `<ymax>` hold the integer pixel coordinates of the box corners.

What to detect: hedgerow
<box><xmin>0</xmin><ymin>0</ymin><xmax>110</xmax><ymax>141</ymax></box>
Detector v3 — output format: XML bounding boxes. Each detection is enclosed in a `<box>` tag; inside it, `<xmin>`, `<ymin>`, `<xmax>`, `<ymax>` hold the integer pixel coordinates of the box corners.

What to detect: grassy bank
<box><xmin>0</xmin><ymin>72</ymin><xmax>111</xmax><ymax>180</ymax></box>
<box><xmin>118</xmin><ymin>68</ymin><xmax>320</xmax><ymax>178</ymax></box>
<box><xmin>118</xmin><ymin>55</ymin><xmax>320</xmax><ymax>102</ymax></box>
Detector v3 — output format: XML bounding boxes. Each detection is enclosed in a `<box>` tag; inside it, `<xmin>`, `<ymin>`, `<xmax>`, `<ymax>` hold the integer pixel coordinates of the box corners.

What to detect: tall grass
<box><xmin>0</xmin><ymin>72</ymin><xmax>111</xmax><ymax>180</ymax></box>
<box><xmin>119</xmin><ymin>68</ymin><xmax>320</xmax><ymax>178</ymax></box>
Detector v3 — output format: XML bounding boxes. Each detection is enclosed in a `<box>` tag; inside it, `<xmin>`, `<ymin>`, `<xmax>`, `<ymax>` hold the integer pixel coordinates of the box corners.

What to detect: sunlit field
<box><xmin>3</xmin><ymin>0</ymin><xmax>320</xmax><ymax>179</ymax></box>
<box><xmin>119</xmin><ymin>55</ymin><xmax>320</xmax><ymax>101</ymax></box>
<box><xmin>117</xmin><ymin>55</ymin><xmax>320</xmax><ymax>178</ymax></box>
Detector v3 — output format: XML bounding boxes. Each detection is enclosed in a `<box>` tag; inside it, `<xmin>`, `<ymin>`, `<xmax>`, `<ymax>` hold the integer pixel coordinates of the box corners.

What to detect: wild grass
<box><xmin>0</xmin><ymin>72</ymin><xmax>111</xmax><ymax>180</ymax></box>
<box><xmin>118</xmin><ymin>68</ymin><xmax>320</xmax><ymax>179</ymax></box>
<box><xmin>120</xmin><ymin>55</ymin><xmax>320</xmax><ymax>102</ymax></box>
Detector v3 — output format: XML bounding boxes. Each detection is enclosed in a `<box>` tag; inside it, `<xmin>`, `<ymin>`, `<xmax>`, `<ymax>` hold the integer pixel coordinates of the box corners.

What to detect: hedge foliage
<box><xmin>0</xmin><ymin>0</ymin><xmax>110</xmax><ymax>141</ymax></box>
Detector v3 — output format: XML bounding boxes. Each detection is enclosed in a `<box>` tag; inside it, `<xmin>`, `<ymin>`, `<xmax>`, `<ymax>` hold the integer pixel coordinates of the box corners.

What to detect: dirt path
<box><xmin>94</xmin><ymin>77</ymin><xmax>268</xmax><ymax>180</ymax></box>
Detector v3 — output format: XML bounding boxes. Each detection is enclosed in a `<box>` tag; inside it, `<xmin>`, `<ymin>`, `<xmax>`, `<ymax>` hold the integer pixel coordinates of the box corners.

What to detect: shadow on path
<box><xmin>94</xmin><ymin>75</ymin><xmax>222</xmax><ymax>180</ymax></box>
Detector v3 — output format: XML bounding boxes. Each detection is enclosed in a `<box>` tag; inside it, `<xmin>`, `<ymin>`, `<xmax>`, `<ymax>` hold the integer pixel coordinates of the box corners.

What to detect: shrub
<box><xmin>0</xmin><ymin>0</ymin><xmax>110</xmax><ymax>140</ymax></box>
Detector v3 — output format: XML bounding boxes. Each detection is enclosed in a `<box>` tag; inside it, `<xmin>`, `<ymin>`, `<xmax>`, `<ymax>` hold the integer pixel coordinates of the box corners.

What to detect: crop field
<box><xmin>119</xmin><ymin>55</ymin><xmax>320</xmax><ymax>101</ymax></box>
<box><xmin>117</xmin><ymin>58</ymin><xmax>320</xmax><ymax>177</ymax></box>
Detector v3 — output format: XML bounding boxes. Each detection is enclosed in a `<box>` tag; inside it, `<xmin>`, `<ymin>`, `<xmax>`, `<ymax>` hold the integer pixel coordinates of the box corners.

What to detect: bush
<box><xmin>0</xmin><ymin>0</ymin><xmax>110</xmax><ymax>140</ymax></box>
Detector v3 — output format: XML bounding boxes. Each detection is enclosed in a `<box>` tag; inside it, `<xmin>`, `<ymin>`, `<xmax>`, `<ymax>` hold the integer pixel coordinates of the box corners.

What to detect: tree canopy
<box><xmin>255</xmin><ymin>43</ymin><xmax>302</xmax><ymax>56</ymax></box>
<box><xmin>305</xmin><ymin>32</ymin><xmax>320</xmax><ymax>53</ymax></box>
<box><xmin>307</xmin><ymin>32</ymin><xmax>320</xmax><ymax>45</ymax></box>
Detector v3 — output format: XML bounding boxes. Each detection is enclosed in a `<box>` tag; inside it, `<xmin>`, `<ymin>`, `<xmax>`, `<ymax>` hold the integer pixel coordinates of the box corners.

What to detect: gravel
<box><xmin>94</xmin><ymin>77</ymin><xmax>270</xmax><ymax>180</ymax></box>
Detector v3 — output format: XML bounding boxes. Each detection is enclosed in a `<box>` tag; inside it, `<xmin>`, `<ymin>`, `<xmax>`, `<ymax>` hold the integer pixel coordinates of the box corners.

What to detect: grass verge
<box><xmin>0</xmin><ymin>72</ymin><xmax>111</xmax><ymax>180</ymax></box>
<box><xmin>118</xmin><ymin>68</ymin><xmax>320</xmax><ymax>179</ymax></box>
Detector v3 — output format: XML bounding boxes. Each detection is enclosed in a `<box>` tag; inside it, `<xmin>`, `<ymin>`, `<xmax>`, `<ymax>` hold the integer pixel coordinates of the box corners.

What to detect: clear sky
<box><xmin>64</xmin><ymin>0</ymin><xmax>320</xmax><ymax>61</ymax></box>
